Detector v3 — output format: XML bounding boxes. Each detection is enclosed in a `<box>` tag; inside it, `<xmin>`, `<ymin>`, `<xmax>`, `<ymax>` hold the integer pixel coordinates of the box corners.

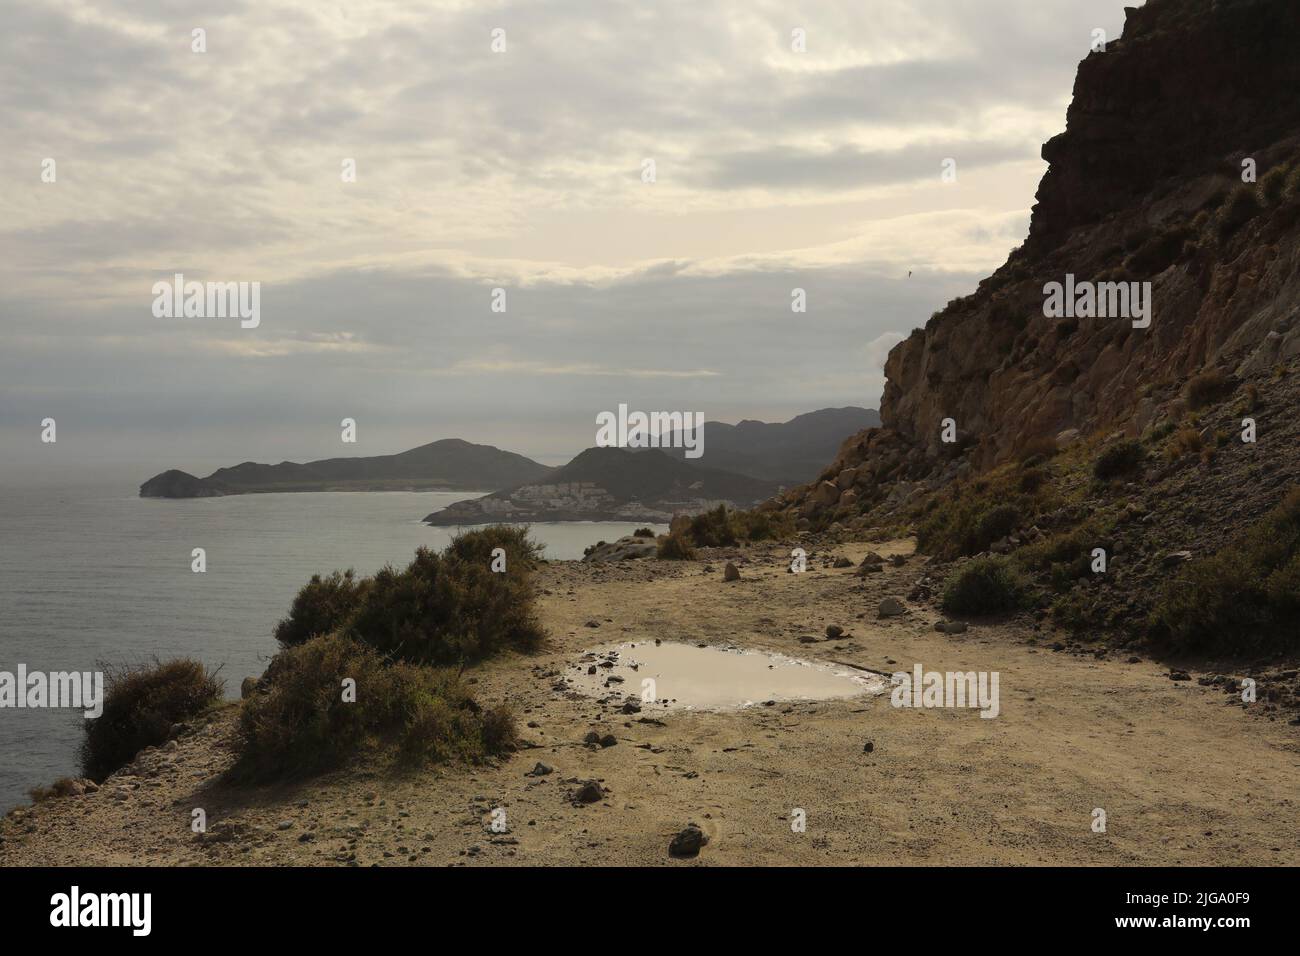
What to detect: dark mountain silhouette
<box><xmin>139</xmin><ymin>439</ymin><xmax>551</xmax><ymax>498</ymax></box>
<box><xmin>651</xmin><ymin>406</ymin><xmax>880</xmax><ymax>484</ymax></box>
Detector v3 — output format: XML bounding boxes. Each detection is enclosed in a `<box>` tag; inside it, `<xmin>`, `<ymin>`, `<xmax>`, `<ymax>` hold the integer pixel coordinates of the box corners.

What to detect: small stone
<box><xmin>878</xmin><ymin>597</ymin><xmax>906</xmax><ymax>618</ymax></box>
<box><xmin>724</xmin><ymin>562</ymin><xmax>741</xmax><ymax>582</ymax></box>
<box><xmin>669</xmin><ymin>823</ymin><xmax>708</xmax><ymax>858</ymax></box>
<box><xmin>530</xmin><ymin>762</ymin><xmax>554</xmax><ymax>776</ymax></box>
<box><xmin>573</xmin><ymin>780</ymin><xmax>604</xmax><ymax>804</ymax></box>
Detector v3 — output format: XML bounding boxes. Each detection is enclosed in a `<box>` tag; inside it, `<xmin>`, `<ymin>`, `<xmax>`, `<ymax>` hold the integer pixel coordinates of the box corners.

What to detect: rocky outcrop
<box><xmin>139</xmin><ymin>469</ymin><xmax>229</xmax><ymax>498</ymax></box>
<box><xmin>784</xmin><ymin>0</ymin><xmax>1300</xmax><ymax>521</ymax></box>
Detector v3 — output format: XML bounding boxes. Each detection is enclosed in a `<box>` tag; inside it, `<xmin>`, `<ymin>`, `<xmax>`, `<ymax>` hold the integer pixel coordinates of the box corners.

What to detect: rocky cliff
<box><xmin>782</xmin><ymin>0</ymin><xmax>1300</xmax><ymax>523</ymax></box>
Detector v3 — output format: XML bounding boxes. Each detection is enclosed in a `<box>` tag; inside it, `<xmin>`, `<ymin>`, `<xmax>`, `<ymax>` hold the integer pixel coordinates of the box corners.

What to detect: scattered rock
<box><xmin>878</xmin><ymin>597</ymin><xmax>906</xmax><ymax>618</ymax></box>
<box><xmin>529</xmin><ymin>762</ymin><xmax>554</xmax><ymax>776</ymax></box>
<box><xmin>572</xmin><ymin>780</ymin><xmax>605</xmax><ymax>804</ymax></box>
<box><xmin>668</xmin><ymin>823</ymin><xmax>708</xmax><ymax>857</ymax></box>
<box><xmin>825</xmin><ymin>624</ymin><xmax>844</xmax><ymax>639</ymax></box>
<box><xmin>934</xmin><ymin>620</ymin><xmax>968</xmax><ymax>634</ymax></box>
<box><xmin>724</xmin><ymin>562</ymin><xmax>741</xmax><ymax>582</ymax></box>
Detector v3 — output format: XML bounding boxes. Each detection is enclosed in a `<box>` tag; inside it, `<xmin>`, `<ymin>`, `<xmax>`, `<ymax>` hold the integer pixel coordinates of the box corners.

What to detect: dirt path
<box><xmin>3</xmin><ymin>540</ymin><xmax>1297</xmax><ymax>866</ymax></box>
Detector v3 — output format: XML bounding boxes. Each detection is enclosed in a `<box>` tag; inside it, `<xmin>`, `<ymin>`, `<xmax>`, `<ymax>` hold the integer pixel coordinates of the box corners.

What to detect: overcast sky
<box><xmin>0</xmin><ymin>0</ymin><xmax>1129</xmax><ymax>478</ymax></box>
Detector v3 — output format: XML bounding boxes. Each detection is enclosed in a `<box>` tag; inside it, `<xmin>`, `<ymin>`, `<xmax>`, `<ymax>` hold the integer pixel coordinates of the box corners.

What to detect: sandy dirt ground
<box><xmin>2</xmin><ymin>539</ymin><xmax>1297</xmax><ymax>866</ymax></box>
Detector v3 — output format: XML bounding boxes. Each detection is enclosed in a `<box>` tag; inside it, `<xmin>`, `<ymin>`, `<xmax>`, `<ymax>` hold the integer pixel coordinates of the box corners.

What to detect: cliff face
<box><xmin>785</xmin><ymin>0</ymin><xmax>1300</xmax><ymax>523</ymax></box>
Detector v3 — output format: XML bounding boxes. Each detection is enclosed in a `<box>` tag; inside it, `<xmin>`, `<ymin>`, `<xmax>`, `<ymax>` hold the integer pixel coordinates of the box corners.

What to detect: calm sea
<box><xmin>0</xmin><ymin>478</ymin><xmax>662</xmax><ymax>812</ymax></box>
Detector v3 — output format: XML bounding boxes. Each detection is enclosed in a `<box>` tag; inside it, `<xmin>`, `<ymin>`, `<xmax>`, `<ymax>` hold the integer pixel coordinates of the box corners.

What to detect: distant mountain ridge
<box><xmin>651</xmin><ymin>406</ymin><xmax>880</xmax><ymax>484</ymax></box>
<box><xmin>424</xmin><ymin>446</ymin><xmax>779</xmax><ymax>526</ymax></box>
<box><xmin>139</xmin><ymin>439</ymin><xmax>551</xmax><ymax>498</ymax></box>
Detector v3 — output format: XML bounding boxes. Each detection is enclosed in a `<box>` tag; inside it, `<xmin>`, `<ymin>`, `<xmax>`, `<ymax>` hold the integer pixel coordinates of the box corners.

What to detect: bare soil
<box><xmin>3</xmin><ymin>539</ymin><xmax>1297</xmax><ymax>866</ymax></box>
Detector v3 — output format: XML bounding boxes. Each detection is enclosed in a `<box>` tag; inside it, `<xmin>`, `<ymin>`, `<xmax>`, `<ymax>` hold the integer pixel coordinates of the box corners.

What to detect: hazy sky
<box><xmin>0</xmin><ymin>0</ymin><xmax>1129</xmax><ymax>477</ymax></box>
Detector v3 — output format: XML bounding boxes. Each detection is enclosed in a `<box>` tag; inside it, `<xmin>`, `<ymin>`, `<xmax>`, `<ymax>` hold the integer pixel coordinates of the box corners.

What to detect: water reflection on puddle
<box><xmin>567</xmin><ymin>641</ymin><xmax>887</xmax><ymax>712</ymax></box>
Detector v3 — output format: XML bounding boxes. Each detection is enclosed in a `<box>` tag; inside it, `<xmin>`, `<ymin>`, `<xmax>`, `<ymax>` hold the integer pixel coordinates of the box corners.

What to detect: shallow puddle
<box><xmin>567</xmin><ymin>641</ymin><xmax>887</xmax><ymax>712</ymax></box>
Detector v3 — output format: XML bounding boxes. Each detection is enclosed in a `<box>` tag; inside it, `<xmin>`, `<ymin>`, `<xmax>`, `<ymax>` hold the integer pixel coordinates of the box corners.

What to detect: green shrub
<box><xmin>1152</xmin><ymin>487</ymin><xmax>1300</xmax><ymax>652</ymax></box>
<box><xmin>1163</xmin><ymin>425</ymin><xmax>1203</xmax><ymax>461</ymax></box>
<box><xmin>688</xmin><ymin>505</ymin><xmax>739</xmax><ymax>547</ymax></box>
<box><xmin>633</xmin><ymin>527</ymin><xmax>656</xmax><ymax>538</ymax></box>
<box><xmin>1185</xmin><ymin>368</ymin><xmax>1232</xmax><ymax>410</ymax></box>
<box><xmin>1015</xmin><ymin>520</ymin><xmax>1113</xmax><ymax>594</ymax></box>
<box><xmin>1093</xmin><ymin>439</ymin><xmax>1144</xmax><ymax>480</ymax></box>
<box><xmin>80</xmin><ymin>659</ymin><xmax>223</xmax><ymax>781</ymax></box>
<box><xmin>976</xmin><ymin>503</ymin><xmax>1022</xmax><ymax>545</ymax></box>
<box><xmin>1050</xmin><ymin>589</ymin><xmax>1104</xmax><ymax>632</ymax></box>
<box><xmin>233</xmin><ymin>633</ymin><xmax>515</xmax><ymax>781</ymax></box>
<box><xmin>1216</xmin><ymin>185</ymin><xmax>1262</xmax><ymax>239</ymax></box>
<box><xmin>656</xmin><ymin>531</ymin><xmax>696</xmax><ymax>560</ymax></box>
<box><xmin>1018</xmin><ymin>468</ymin><xmax>1049</xmax><ymax>493</ymax></box>
<box><xmin>917</xmin><ymin>475</ymin><xmax>1045</xmax><ymax>560</ymax></box>
<box><xmin>274</xmin><ymin>569</ymin><xmax>368</xmax><ymax>647</ymax></box>
<box><xmin>1261</xmin><ymin>164</ymin><xmax>1290</xmax><ymax>204</ymax></box>
<box><xmin>277</xmin><ymin>526</ymin><xmax>546</xmax><ymax>665</ymax></box>
<box><xmin>732</xmin><ymin>508</ymin><xmax>795</xmax><ymax>541</ymax></box>
<box><xmin>941</xmin><ymin>558</ymin><xmax>1028</xmax><ymax>616</ymax></box>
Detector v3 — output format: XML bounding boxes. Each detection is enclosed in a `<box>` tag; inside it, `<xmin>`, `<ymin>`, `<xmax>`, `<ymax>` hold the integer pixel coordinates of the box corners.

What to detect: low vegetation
<box><xmin>1185</xmin><ymin>369</ymin><xmax>1232</xmax><ymax>410</ymax></box>
<box><xmin>656</xmin><ymin>531</ymin><xmax>697</xmax><ymax>560</ymax></box>
<box><xmin>232</xmin><ymin>633</ymin><xmax>516</xmax><ymax>781</ymax></box>
<box><xmin>1092</xmin><ymin>438</ymin><xmax>1145</xmax><ymax>480</ymax></box>
<box><xmin>275</xmin><ymin>526</ymin><xmax>546</xmax><ymax>665</ymax></box>
<box><xmin>1152</xmin><ymin>487</ymin><xmax>1300</xmax><ymax>652</ymax></box>
<box><xmin>941</xmin><ymin>557</ymin><xmax>1029</xmax><ymax>616</ymax></box>
<box><xmin>682</xmin><ymin>504</ymin><xmax>794</xmax><ymax>547</ymax></box>
<box><xmin>1216</xmin><ymin>184</ymin><xmax>1262</xmax><ymax>239</ymax></box>
<box><xmin>80</xmin><ymin>658</ymin><xmax>224</xmax><ymax>781</ymax></box>
<box><xmin>273</xmin><ymin>569</ymin><xmax>368</xmax><ymax>647</ymax></box>
<box><xmin>917</xmin><ymin>467</ymin><xmax>1054</xmax><ymax>560</ymax></box>
<box><xmin>658</xmin><ymin>505</ymin><xmax>795</xmax><ymax>556</ymax></box>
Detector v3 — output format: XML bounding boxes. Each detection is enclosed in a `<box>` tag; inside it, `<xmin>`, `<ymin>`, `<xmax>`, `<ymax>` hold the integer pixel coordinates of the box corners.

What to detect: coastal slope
<box><xmin>3</xmin><ymin>539</ymin><xmax>1295</xmax><ymax>866</ymax></box>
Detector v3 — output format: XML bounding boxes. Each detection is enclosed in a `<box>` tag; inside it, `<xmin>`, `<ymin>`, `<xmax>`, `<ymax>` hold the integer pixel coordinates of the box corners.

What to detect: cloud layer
<box><xmin>0</xmin><ymin>0</ymin><xmax>1129</xmax><ymax>471</ymax></box>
